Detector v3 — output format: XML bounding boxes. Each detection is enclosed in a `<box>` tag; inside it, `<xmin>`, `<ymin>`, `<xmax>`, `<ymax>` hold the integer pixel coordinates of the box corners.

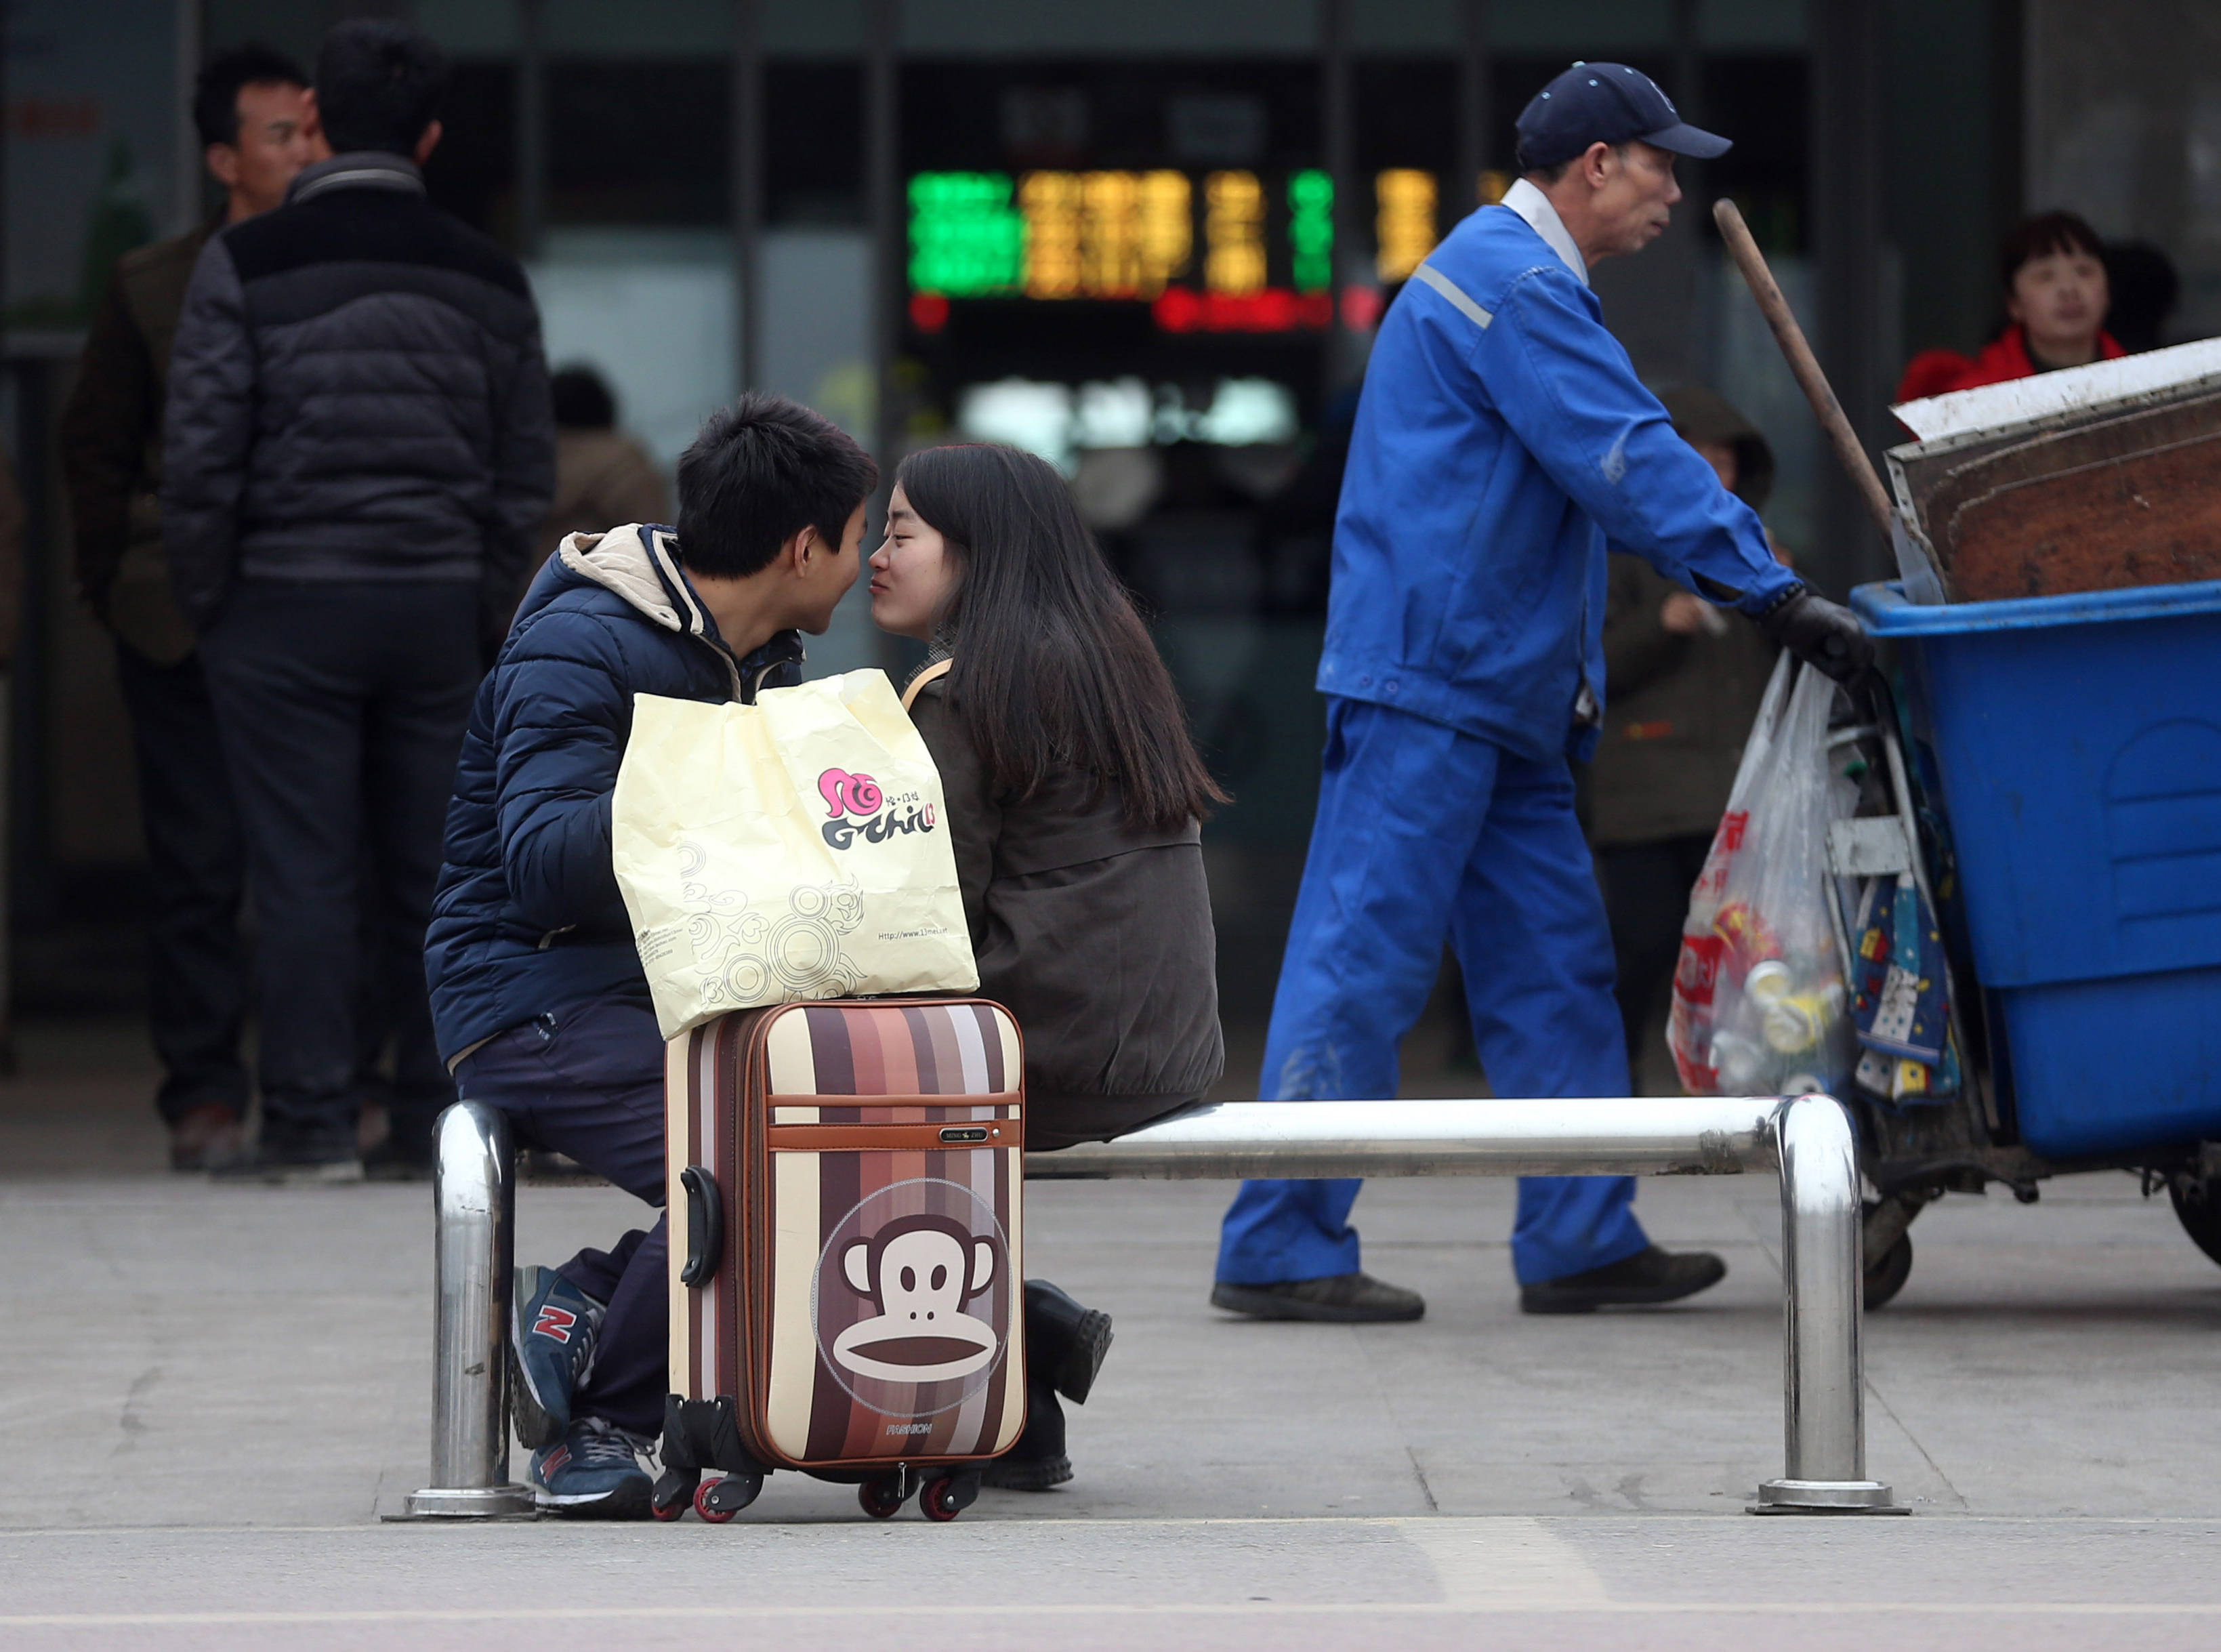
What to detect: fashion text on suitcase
<box><xmin>655</xmin><ymin>997</ymin><xmax>1027</xmax><ymax>1523</ymax></box>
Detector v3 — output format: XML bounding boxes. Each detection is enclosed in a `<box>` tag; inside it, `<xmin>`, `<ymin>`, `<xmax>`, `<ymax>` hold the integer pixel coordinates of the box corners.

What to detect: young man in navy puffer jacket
<box><xmin>425</xmin><ymin>393</ymin><xmax>875</xmax><ymax>1517</ymax></box>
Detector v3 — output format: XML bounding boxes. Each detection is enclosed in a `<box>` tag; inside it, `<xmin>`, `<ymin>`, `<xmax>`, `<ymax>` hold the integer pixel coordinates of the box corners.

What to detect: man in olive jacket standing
<box><xmin>164</xmin><ymin>20</ymin><xmax>554</xmax><ymax>1178</ymax></box>
<box><xmin>61</xmin><ymin>44</ymin><xmax>320</xmax><ymax>1171</ymax></box>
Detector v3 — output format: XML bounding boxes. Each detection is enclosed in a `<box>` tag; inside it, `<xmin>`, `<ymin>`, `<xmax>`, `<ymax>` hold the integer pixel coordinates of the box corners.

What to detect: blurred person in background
<box><xmin>163</xmin><ymin>19</ymin><xmax>553</xmax><ymax>1181</ymax></box>
<box><xmin>60</xmin><ymin>45</ymin><xmax>321</xmax><ymax>1172</ymax></box>
<box><xmin>2103</xmin><ymin>241</ymin><xmax>2182</xmax><ymax>355</ymax></box>
<box><xmin>533</xmin><ymin>367</ymin><xmax>669</xmax><ymax>578</ymax></box>
<box><xmin>0</xmin><ymin>447</ymin><xmax>22</xmax><ymax>677</ymax></box>
<box><xmin>1897</xmin><ymin>211</ymin><xmax>2122</xmax><ymax>402</ymax></box>
<box><xmin>1587</xmin><ymin>388</ymin><xmax>1781</xmax><ymax>1094</ymax></box>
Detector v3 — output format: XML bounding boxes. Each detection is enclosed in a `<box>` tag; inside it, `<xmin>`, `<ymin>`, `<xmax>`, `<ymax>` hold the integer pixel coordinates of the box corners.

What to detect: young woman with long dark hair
<box><xmin>869</xmin><ymin>441</ymin><xmax>1226</xmax><ymax>1491</ymax></box>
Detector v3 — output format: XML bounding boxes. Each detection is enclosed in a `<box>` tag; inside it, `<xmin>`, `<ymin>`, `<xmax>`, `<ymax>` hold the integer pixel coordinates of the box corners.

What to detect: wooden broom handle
<box><xmin>1711</xmin><ymin>197</ymin><xmax>1896</xmax><ymax>539</ymax></box>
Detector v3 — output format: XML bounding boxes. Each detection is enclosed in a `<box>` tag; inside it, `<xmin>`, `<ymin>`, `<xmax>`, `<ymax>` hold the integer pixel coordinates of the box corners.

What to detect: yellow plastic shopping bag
<box><xmin>612</xmin><ymin>668</ymin><xmax>978</xmax><ymax>1037</ymax></box>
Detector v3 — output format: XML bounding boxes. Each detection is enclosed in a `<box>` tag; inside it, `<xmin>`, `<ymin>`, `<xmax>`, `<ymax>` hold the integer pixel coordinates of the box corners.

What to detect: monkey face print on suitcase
<box><xmin>660</xmin><ymin>997</ymin><xmax>1026</xmax><ymax>1521</ymax></box>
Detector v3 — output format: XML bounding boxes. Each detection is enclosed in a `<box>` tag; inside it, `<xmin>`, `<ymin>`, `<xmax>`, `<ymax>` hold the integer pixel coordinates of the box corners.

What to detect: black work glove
<box><xmin>1755</xmin><ymin>582</ymin><xmax>1875</xmax><ymax>684</ymax></box>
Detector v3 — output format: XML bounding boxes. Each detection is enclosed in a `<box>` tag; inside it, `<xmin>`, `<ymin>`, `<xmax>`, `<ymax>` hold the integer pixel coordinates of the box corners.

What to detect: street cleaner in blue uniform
<box><xmin>1211</xmin><ymin>64</ymin><xmax>1872</xmax><ymax>1323</ymax></box>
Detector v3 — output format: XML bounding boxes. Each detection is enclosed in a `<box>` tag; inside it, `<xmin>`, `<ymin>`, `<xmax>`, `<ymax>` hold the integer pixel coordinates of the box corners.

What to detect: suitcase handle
<box><xmin>679</xmin><ymin>1165</ymin><xmax>723</xmax><ymax>1287</ymax></box>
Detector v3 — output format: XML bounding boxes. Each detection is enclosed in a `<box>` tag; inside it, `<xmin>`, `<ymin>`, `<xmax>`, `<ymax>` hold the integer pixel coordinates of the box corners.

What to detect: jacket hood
<box><xmin>524</xmin><ymin>522</ymin><xmax>805</xmax><ymax>701</ymax></box>
<box><xmin>540</xmin><ymin>522</ymin><xmax>738</xmax><ymax>695</ymax></box>
<box><xmin>1657</xmin><ymin>385</ymin><xmax>1775</xmax><ymax>513</ymax></box>
<box><xmin>551</xmin><ymin>522</ymin><xmax>704</xmax><ymax>632</ymax></box>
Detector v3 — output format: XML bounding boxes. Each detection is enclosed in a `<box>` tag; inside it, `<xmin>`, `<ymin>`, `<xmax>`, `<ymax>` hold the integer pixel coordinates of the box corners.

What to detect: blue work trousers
<box><xmin>1216</xmin><ymin>697</ymin><xmax>1650</xmax><ymax>1287</ymax></box>
<box><xmin>455</xmin><ymin>996</ymin><xmax>668</xmax><ymax>1436</ymax></box>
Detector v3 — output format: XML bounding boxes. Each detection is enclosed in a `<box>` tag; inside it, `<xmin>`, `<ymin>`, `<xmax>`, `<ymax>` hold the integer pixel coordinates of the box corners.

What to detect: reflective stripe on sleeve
<box><xmin>1412</xmin><ymin>263</ymin><xmax>1493</xmax><ymax>329</ymax></box>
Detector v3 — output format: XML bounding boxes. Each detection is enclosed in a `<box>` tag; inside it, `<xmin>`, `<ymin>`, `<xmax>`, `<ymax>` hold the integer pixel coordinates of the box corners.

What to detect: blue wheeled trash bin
<box><xmin>1841</xmin><ymin>577</ymin><xmax>2221</xmax><ymax>1300</ymax></box>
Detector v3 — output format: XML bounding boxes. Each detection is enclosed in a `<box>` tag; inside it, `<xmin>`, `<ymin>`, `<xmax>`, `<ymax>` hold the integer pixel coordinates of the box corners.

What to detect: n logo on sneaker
<box><xmin>534</xmin><ymin>1305</ymin><xmax>578</xmax><ymax>1343</ymax></box>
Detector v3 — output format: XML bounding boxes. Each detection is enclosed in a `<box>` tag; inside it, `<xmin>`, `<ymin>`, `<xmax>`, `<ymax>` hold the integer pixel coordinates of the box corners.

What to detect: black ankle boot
<box><xmin>980</xmin><ymin>1378</ymin><xmax>1068</xmax><ymax>1491</ymax></box>
<box><xmin>1024</xmin><ymin>1279</ymin><xmax>1113</xmax><ymax>1404</ymax></box>
<box><xmin>980</xmin><ymin>1279</ymin><xmax>1109</xmax><ymax>1493</ymax></box>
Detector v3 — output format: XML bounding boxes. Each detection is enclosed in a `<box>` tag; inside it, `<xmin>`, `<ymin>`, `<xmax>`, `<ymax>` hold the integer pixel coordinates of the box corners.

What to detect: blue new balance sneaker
<box><xmin>512</xmin><ymin>1265</ymin><xmax>605</xmax><ymax>1450</ymax></box>
<box><xmin>530</xmin><ymin>1418</ymin><xmax>654</xmax><ymax>1520</ymax></box>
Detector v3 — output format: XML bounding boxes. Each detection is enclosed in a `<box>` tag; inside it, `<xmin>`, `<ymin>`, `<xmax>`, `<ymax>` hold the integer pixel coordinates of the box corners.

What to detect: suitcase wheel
<box><xmin>649</xmin><ymin>1467</ymin><xmax>698</xmax><ymax>1523</ymax></box>
<box><xmin>858</xmin><ymin>1474</ymin><xmax>908</xmax><ymax>1520</ymax></box>
<box><xmin>919</xmin><ymin>1470</ymin><xmax>979</xmax><ymax>1523</ymax></box>
<box><xmin>694</xmin><ymin>1473</ymin><xmax>762</xmax><ymax>1523</ymax></box>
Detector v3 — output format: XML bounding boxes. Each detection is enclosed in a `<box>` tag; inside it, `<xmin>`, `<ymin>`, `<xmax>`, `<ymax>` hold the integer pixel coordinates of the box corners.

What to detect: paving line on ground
<box><xmin>3</xmin><ymin>1603</ymin><xmax>2220</xmax><ymax>1627</ymax></box>
<box><xmin>5</xmin><ymin>1511</ymin><xmax>2221</xmax><ymax>1538</ymax></box>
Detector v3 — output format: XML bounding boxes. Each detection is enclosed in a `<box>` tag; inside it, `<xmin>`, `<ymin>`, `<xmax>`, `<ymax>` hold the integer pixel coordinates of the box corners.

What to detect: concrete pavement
<box><xmin>3</xmin><ymin>1019</ymin><xmax>2219</xmax><ymax>1645</ymax></box>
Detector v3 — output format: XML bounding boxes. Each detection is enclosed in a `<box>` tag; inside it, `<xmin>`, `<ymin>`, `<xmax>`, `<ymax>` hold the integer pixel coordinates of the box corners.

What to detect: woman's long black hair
<box><xmin>894</xmin><ymin>443</ymin><xmax>1228</xmax><ymax>833</ymax></box>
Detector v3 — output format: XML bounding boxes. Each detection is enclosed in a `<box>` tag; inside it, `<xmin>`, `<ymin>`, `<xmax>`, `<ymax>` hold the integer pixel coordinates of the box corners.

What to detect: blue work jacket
<box><xmin>1317</xmin><ymin>197</ymin><xmax>1798</xmax><ymax>763</ymax></box>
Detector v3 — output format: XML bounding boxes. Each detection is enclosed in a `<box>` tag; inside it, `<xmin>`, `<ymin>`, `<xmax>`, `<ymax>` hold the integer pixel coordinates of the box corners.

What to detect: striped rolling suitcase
<box><xmin>654</xmin><ymin>997</ymin><xmax>1026</xmax><ymax>1523</ymax></box>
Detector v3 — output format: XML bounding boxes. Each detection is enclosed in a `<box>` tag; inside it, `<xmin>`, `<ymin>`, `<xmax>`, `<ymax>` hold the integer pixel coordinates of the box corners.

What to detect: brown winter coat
<box><xmin>1587</xmin><ymin>388</ymin><xmax>1781</xmax><ymax>848</ymax></box>
<box><xmin>1587</xmin><ymin>558</ymin><xmax>1778</xmax><ymax>845</ymax></box>
<box><xmin>60</xmin><ymin>222</ymin><xmax>213</xmax><ymax>665</ymax></box>
<box><xmin>905</xmin><ymin>663</ymin><xmax>1224</xmax><ymax>1151</ymax></box>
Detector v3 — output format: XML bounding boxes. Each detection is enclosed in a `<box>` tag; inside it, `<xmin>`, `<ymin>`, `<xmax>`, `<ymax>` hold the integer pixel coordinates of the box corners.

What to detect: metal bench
<box><xmin>398</xmin><ymin>1092</ymin><xmax>1903</xmax><ymax>1519</ymax></box>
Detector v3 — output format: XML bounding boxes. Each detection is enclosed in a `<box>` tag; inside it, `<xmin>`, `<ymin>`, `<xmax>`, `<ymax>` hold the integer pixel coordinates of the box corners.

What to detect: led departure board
<box><xmin>1287</xmin><ymin>170</ymin><xmax>1333</xmax><ymax>293</ymax></box>
<box><xmin>908</xmin><ymin>167</ymin><xmax>1459</xmax><ymax>331</ymax></box>
<box><xmin>1374</xmin><ymin>169</ymin><xmax>1436</xmax><ymax>283</ymax></box>
<box><xmin>907</xmin><ymin>171</ymin><xmax>1024</xmax><ymax>296</ymax></box>
<box><xmin>1202</xmin><ymin>170</ymin><xmax>1266</xmax><ymax>295</ymax></box>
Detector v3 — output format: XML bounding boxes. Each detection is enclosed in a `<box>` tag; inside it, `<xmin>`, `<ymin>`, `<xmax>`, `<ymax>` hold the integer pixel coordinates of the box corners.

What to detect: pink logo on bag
<box><xmin>817</xmin><ymin>768</ymin><xmax>939</xmax><ymax>851</ymax></box>
<box><xmin>818</xmin><ymin>768</ymin><xmax>884</xmax><ymax>819</ymax></box>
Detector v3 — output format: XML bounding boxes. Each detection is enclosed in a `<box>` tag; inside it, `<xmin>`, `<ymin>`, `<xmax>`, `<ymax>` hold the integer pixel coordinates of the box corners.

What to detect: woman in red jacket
<box><xmin>1898</xmin><ymin>211</ymin><xmax>2124</xmax><ymax>402</ymax></box>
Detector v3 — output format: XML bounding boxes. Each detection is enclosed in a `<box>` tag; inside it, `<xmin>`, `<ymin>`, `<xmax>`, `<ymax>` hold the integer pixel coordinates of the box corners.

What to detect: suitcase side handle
<box><xmin>679</xmin><ymin>1165</ymin><xmax>723</xmax><ymax>1288</ymax></box>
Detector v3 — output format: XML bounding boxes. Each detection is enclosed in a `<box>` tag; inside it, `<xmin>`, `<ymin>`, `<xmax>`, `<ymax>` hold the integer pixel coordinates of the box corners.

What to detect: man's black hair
<box><xmin>193</xmin><ymin>43</ymin><xmax>308</xmax><ymax>150</ymax></box>
<box><xmin>676</xmin><ymin>393</ymin><xmax>879</xmax><ymax>579</ymax></box>
<box><xmin>314</xmin><ymin>18</ymin><xmax>448</xmax><ymax>156</ymax></box>
<box><xmin>551</xmin><ymin>367</ymin><xmax>617</xmax><ymax>432</ymax></box>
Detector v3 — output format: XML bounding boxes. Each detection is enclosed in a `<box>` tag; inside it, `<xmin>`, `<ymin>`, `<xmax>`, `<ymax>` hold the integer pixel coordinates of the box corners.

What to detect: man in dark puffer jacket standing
<box><xmin>427</xmin><ymin>394</ymin><xmax>876</xmax><ymax>1516</ymax></box>
<box><xmin>164</xmin><ymin>20</ymin><xmax>553</xmax><ymax>1180</ymax></box>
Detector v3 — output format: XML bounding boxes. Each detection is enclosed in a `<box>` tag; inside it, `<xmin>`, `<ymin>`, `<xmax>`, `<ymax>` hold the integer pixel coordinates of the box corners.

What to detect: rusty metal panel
<box><xmin>1888</xmin><ymin>363</ymin><xmax>2221</xmax><ymax>602</ymax></box>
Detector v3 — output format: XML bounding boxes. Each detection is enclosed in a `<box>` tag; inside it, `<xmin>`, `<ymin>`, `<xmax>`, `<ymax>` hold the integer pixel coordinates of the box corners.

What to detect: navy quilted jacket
<box><xmin>424</xmin><ymin>523</ymin><xmax>803</xmax><ymax>1062</ymax></box>
<box><xmin>162</xmin><ymin>152</ymin><xmax>554</xmax><ymax>627</ymax></box>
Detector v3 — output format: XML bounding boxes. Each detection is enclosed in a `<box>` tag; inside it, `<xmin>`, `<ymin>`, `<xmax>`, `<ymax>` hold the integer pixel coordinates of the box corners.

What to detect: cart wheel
<box><xmin>2170</xmin><ymin>1180</ymin><xmax>2221</xmax><ymax>1269</ymax></box>
<box><xmin>1864</xmin><ymin>1233</ymin><xmax>1914</xmax><ymax>1310</ymax></box>
<box><xmin>859</xmin><ymin>1477</ymin><xmax>907</xmax><ymax>1520</ymax></box>
<box><xmin>1861</xmin><ymin>1197</ymin><xmax>1921</xmax><ymax>1310</ymax></box>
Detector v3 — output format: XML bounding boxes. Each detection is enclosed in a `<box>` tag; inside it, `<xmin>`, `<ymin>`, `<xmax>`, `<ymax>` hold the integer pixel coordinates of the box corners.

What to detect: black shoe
<box><xmin>1024</xmin><ymin>1280</ymin><xmax>1113</xmax><ymax>1405</ymax></box>
<box><xmin>1209</xmin><ymin>1271</ymin><xmax>1425</xmax><ymax>1323</ymax></box>
<box><xmin>168</xmin><ymin>1104</ymin><xmax>245</xmax><ymax>1172</ymax></box>
<box><xmin>980</xmin><ymin>1380</ymin><xmax>1070</xmax><ymax>1491</ymax></box>
<box><xmin>1518</xmin><ymin>1245</ymin><xmax>1727</xmax><ymax>1315</ymax></box>
<box><xmin>211</xmin><ymin>1130</ymin><xmax>363</xmax><ymax>1184</ymax></box>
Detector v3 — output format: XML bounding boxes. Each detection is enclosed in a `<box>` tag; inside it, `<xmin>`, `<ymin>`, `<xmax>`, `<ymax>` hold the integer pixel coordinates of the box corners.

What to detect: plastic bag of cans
<box><xmin>1669</xmin><ymin>659</ymin><xmax>1859</xmax><ymax>1098</ymax></box>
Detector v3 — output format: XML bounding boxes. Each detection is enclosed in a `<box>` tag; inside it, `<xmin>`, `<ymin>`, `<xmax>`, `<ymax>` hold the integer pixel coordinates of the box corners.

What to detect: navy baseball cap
<box><xmin>1514</xmin><ymin>62</ymin><xmax>1730</xmax><ymax>169</ymax></box>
